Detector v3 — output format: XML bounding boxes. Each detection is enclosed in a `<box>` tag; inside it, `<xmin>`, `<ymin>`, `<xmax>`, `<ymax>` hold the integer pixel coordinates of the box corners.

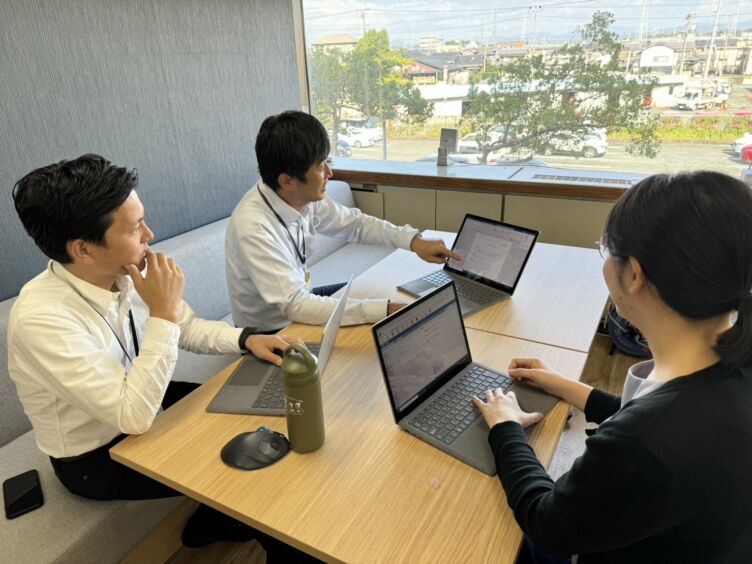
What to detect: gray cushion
<box><xmin>0</xmin><ymin>431</ymin><xmax>182</xmax><ymax>564</ymax></box>
<box><xmin>309</xmin><ymin>243</ymin><xmax>395</xmax><ymax>287</ymax></box>
<box><xmin>151</xmin><ymin>218</ymin><xmax>231</xmax><ymax>321</ymax></box>
<box><xmin>172</xmin><ymin>350</ymin><xmax>241</xmax><ymax>385</ymax></box>
<box><xmin>308</xmin><ymin>180</ymin><xmax>352</xmax><ymax>267</ymax></box>
<box><xmin>0</xmin><ymin>297</ymin><xmax>31</xmax><ymax>447</ymax></box>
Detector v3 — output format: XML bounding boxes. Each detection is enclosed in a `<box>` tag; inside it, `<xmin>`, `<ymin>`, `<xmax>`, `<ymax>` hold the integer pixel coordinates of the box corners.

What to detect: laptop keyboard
<box><xmin>252</xmin><ymin>344</ymin><xmax>320</xmax><ymax>409</ymax></box>
<box><xmin>408</xmin><ymin>366</ymin><xmax>512</xmax><ymax>445</ymax></box>
<box><xmin>423</xmin><ymin>271</ymin><xmax>500</xmax><ymax>305</ymax></box>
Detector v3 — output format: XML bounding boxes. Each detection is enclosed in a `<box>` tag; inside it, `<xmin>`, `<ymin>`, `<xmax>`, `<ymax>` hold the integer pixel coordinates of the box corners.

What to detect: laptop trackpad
<box><xmin>228</xmin><ymin>358</ymin><xmax>273</xmax><ymax>386</ymax></box>
<box><xmin>398</xmin><ymin>279</ymin><xmax>436</xmax><ymax>298</ymax></box>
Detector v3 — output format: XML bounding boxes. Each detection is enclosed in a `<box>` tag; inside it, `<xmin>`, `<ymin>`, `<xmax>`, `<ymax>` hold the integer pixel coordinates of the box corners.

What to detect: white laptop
<box><xmin>372</xmin><ymin>281</ymin><xmax>558</xmax><ymax>475</ymax></box>
<box><xmin>397</xmin><ymin>214</ymin><xmax>538</xmax><ymax>317</ymax></box>
<box><xmin>207</xmin><ymin>277</ymin><xmax>352</xmax><ymax>415</ymax></box>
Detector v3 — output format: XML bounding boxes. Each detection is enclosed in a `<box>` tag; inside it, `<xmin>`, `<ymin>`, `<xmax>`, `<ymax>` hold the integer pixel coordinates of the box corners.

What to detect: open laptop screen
<box><xmin>445</xmin><ymin>215</ymin><xmax>538</xmax><ymax>292</ymax></box>
<box><xmin>373</xmin><ymin>284</ymin><xmax>470</xmax><ymax>418</ymax></box>
<box><xmin>317</xmin><ymin>276</ymin><xmax>353</xmax><ymax>374</ymax></box>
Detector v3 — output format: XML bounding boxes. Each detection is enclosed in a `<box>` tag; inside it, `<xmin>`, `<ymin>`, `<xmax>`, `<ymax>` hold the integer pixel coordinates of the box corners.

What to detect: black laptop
<box><xmin>397</xmin><ymin>214</ymin><xmax>538</xmax><ymax>316</ymax></box>
<box><xmin>372</xmin><ymin>281</ymin><xmax>558</xmax><ymax>475</ymax></box>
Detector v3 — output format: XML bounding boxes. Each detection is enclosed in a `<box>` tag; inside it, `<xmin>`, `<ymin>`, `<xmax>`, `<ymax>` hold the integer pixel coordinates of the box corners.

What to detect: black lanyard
<box><xmin>258</xmin><ymin>188</ymin><xmax>306</xmax><ymax>266</ymax></box>
<box><xmin>128</xmin><ymin>310</ymin><xmax>140</xmax><ymax>356</ymax></box>
<box><xmin>51</xmin><ymin>264</ymin><xmax>140</xmax><ymax>365</ymax></box>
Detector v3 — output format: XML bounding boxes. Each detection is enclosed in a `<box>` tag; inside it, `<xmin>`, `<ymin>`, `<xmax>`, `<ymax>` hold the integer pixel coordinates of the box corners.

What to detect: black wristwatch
<box><xmin>238</xmin><ymin>327</ymin><xmax>262</xmax><ymax>352</ymax></box>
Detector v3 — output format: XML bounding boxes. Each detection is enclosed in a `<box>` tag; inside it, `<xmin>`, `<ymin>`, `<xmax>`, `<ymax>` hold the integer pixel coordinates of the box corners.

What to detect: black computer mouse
<box><xmin>220</xmin><ymin>428</ymin><xmax>290</xmax><ymax>470</ymax></box>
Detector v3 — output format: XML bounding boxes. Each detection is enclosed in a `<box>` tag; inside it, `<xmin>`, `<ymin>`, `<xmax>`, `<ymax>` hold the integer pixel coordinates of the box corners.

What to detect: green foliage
<box><xmin>610</xmin><ymin>114</ymin><xmax>752</xmax><ymax>143</ymax></box>
<box><xmin>463</xmin><ymin>11</ymin><xmax>659</xmax><ymax>163</ymax></box>
<box><xmin>309</xmin><ymin>29</ymin><xmax>433</xmax><ymax>156</ymax></box>
<box><xmin>310</xmin><ymin>48</ymin><xmax>351</xmax><ymax>144</ymax></box>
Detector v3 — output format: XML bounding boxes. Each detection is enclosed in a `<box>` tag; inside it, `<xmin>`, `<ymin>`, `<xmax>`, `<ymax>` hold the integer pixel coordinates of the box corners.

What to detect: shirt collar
<box><xmin>49</xmin><ymin>261</ymin><xmax>131</xmax><ymax>312</ymax></box>
<box><xmin>256</xmin><ymin>180</ymin><xmax>308</xmax><ymax>225</ymax></box>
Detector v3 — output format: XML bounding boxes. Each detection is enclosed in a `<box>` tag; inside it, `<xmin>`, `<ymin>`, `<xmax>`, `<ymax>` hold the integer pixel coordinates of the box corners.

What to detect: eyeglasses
<box><xmin>595</xmin><ymin>239</ymin><xmax>610</xmax><ymax>260</ymax></box>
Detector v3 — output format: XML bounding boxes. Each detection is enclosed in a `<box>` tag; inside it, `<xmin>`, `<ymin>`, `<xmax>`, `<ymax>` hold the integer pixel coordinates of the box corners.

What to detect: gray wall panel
<box><xmin>0</xmin><ymin>0</ymin><xmax>299</xmax><ymax>300</ymax></box>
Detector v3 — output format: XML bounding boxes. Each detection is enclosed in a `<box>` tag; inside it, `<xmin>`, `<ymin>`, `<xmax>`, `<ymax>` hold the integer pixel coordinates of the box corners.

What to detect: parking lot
<box><xmin>348</xmin><ymin>138</ymin><xmax>748</xmax><ymax>178</ymax></box>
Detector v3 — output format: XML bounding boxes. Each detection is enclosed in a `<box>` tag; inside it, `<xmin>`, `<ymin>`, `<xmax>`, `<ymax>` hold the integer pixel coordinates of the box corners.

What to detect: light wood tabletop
<box><xmin>345</xmin><ymin>231</ymin><xmax>609</xmax><ymax>353</ymax></box>
<box><xmin>112</xmin><ymin>325</ymin><xmax>588</xmax><ymax>564</ymax></box>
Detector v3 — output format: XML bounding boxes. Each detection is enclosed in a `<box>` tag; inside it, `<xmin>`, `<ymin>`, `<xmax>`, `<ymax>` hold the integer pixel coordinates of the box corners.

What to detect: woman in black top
<box><xmin>473</xmin><ymin>171</ymin><xmax>752</xmax><ymax>563</ymax></box>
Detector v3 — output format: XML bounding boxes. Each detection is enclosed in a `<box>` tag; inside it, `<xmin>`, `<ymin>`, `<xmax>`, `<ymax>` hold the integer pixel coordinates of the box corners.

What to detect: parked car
<box><xmin>457</xmin><ymin>131</ymin><xmax>507</xmax><ymax>154</ymax></box>
<box><xmin>327</xmin><ymin>134</ymin><xmax>353</xmax><ymax>157</ymax></box>
<box><xmin>335</xmin><ymin>139</ymin><xmax>352</xmax><ymax>158</ymax></box>
<box><xmin>540</xmin><ymin>132</ymin><xmax>607</xmax><ymax>158</ymax></box>
<box><xmin>584</xmin><ymin>125</ymin><xmax>607</xmax><ymax>143</ymax></box>
<box><xmin>338</xmin><ymin>128</ymin><xmax>375</xmax><ymax>148</ymax></box>
<box><xmin>342</xmin><ymin>117</ymin><xmax>383</xmax><ymax>142</ymax></box>
<box><xmin>733</xmin><ymin>133</ymin><xmax>752</xmax><ymax>154</ymax></box>
<box><xmin>741</xmin><ymin>144</ymin><xmax>752</xmax><ymax>163</ymax></box>
<box><xmin>347</xmin><ymin>125</ymin><xmax>382</xmax><ymax>143</ymax></box>
<box><xmin>457</xmin><ymin>132</ymin><xmax>484</xmax><ymax>153</ymax></box>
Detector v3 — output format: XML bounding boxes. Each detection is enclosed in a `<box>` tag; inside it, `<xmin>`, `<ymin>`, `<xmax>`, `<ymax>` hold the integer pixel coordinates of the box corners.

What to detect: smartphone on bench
<box><xmin>3</xmin><ymin>469</ymin><xmax>44</xmax><ymax>519</ymax></box>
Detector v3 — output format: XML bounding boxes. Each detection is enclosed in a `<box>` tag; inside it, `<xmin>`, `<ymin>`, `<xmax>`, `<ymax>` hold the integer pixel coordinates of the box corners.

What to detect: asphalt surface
<box><xmin>349</xmin><ymin>138</ymin><xmax>748</xmax><ymax>178</ymax></box>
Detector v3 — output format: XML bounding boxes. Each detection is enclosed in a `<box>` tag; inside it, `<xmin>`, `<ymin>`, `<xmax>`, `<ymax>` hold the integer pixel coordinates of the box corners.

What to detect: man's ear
<box><xmin>66</xmin><ymin>239</ymin><xmax>95</xmax><ymax>265</ymax></box>
<box><xmin>277</xmin><ymin>172</ymin><xmax>295</xmax><ymax>193</ymax></box>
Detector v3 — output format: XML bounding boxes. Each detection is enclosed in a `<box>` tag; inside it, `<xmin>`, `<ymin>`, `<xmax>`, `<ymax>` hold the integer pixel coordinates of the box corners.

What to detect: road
<box><xmin>349</xmin><ymin>138</ymin><xmax>747</xmax><ymax>178</ymax></box>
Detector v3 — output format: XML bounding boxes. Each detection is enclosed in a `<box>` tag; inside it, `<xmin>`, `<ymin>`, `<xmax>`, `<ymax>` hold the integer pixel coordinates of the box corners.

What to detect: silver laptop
<box><xmin>397</xmin><ymin>215</ymin><xmax>538</xmax><ymax>317</ymax></box>
<box><xmin>372</xmin><ymin>281</ymin><xmax>558</xmax><ymax>475</ymax></box>
<box><xmin>207</xmin><ymin>278</ymin><xmax>353</xmax><ymax>415</ymax></box>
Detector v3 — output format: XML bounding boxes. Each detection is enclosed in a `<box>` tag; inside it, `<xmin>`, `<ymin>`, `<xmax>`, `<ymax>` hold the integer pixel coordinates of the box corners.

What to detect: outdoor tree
<box><xmin>464</xmin><ymin>12</ymin><xmax>659</xmax><ymax>164</ymax></box>
<box><xmin>348</xmin><ymin>29</ymin><xmax>433</xmax><ymax>159</ymax></box>
<box><xmin>309</xmin><ymin>47</ymin><xmax>351</xmax><ymax>149</ymax></box>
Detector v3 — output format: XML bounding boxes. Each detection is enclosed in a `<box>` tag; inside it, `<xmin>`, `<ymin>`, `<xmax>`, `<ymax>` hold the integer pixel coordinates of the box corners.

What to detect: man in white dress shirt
<box><xmin>226</xmin><ymin>110</ymin><xmax>461</xmax><ymax>332</ymax></box>
<box><xmin>8</xmin><ymin>155</ymin><xmax>312</xmax><ymax>558</ymax></box>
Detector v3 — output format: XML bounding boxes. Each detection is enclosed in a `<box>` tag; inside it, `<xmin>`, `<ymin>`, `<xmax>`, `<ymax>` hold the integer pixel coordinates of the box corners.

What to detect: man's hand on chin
<box><xmin>410</xmin><ymin>234</ymin><xmax>462</xmax><ymax>265</ymax></box>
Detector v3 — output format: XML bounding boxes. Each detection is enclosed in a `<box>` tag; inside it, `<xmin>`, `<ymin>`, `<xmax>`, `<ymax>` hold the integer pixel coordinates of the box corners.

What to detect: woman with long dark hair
<box><xmin>474</xmin><ymin>171</ymin><xmax>752</xmax><ymax>562</ymax></box>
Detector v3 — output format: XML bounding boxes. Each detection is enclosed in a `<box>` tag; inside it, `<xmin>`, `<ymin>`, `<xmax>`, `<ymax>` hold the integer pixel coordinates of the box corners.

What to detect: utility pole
<box><xmin>730</xmin><ymin>1</ymin><xmax>741</xmax><ymax>39</ymax></box>
<box><xmin>361</xmin><ymin>9</ymin><xmax>369</xmax><ymax>116</ymax></box>
<box><xmin>530</xmin><ymin>5</ymin><xmax>542</xmax><ymax>52</ymax></box>
<box><xmin>520</xmin><ymin>8</ymin><xmax>528</xmax><ymax>44</ymax></box>
<box><xmin>704</xmin><ymin>0</ymin><xmax>722</xmax><ymax>80</ymax></box>
<box><xmin>638</xmin><ymin>0</ymin><xmax>651</xmax><ymax>46</ymax></box>
<box><xmin>481</xmin><ymin>20</ymin><xmax>487</xmax><ymax>75</ymax></box>
<box><xmin>679</xmin><ymin>12</ymin><xmax>695</xmax><ymax>75</ymax></box>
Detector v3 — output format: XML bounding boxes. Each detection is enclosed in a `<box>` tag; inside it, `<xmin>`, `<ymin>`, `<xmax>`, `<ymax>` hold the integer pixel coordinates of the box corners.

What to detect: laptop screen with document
<box><xmin>373</xmin><ymin>284</ymin><xmax>470</xmax><ymax>418</ymax></box>
<box><xmin>445</xmin><ymin>215</ymin><xmax>538</xmax><ymax>292</ymax></box>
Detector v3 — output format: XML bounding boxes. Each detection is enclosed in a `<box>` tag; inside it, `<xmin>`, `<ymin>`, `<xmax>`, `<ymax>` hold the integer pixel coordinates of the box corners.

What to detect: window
<box><xmin>302</xmin><ymin>1</ymin><xmax>752</xmax><ymax>180</ymax></box>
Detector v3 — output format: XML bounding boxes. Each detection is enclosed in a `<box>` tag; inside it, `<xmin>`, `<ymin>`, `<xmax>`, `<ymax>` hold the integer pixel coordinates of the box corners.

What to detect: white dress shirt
<box><xmin>226</xmin><ymin>180</ymin><xmax>418</xmax><ymax>331</ymax></box>
<box><xmin>7</xmin><ymin>261</ymin><xmax>243</xmax><ymax>458</ymax></box>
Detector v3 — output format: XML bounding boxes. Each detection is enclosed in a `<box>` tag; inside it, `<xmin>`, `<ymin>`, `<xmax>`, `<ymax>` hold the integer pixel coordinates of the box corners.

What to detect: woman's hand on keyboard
<box><xmin>473</xmin><ymin>389</ymin><xmax>543</xmax><ymax>429</ymax></box>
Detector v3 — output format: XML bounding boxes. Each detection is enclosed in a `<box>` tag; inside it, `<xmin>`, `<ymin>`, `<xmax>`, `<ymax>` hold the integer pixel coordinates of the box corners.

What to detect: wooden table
<box><xmin>347</xmin><ymin>231</ymin><xmax>609</xmax><ymax>353</ymax></box>
<box><xmin>112</xmin><ymin>325</ymin><xmax>588</xmax><ymax>563</ymax></box>
<box><xmin>111</xmin><ymin>239</ymin><xmax>609</xmax><ymax>562</ymax></box>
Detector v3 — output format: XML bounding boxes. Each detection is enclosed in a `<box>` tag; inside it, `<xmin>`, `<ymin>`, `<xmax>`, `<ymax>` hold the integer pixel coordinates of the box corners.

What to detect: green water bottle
<box><xmin>281</xmin><ymin>344</ymin><xmax>325</xmax><ymax>453</ymax></box>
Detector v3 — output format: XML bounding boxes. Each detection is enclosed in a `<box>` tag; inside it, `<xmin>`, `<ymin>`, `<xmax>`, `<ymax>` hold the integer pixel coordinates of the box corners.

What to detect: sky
<box><xmin>303</xmin><ymin>0</ymin><xmax>752</xmax><ymax>48</ymax></box>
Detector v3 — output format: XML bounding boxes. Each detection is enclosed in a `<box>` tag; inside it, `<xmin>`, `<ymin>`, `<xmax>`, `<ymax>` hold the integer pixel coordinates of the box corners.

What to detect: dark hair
<box><xmin>602</xmin><ymin>171</ymin><xmax>752</xmax><ymax>368</ymax></box>
<box><xmin>255</xmin><ymin>111</ymin><xmax>330</xmax><ymax>190</ymax></box>
<box><xmin>12</xmin><ymin>154</ymin><xmax>137</xmax><ymax>263</ymax></box>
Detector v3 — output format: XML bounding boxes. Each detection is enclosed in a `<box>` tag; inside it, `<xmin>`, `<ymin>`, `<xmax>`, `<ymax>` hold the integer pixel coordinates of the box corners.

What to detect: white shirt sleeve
<box><xmin>240</xmin><ymin>224</ymin><xmax>390</xmax><ymax>326</ymax></box>
<box><xmin>177</xmin><ymin>300</ymin><xmax>243</xmax><ymax>354</ymax></box>
<box><xmin>10</xmin><ymin>308</ymin><xmax>181</xmax><ymax>435</ymax></box>
<box><xmin>315</xmin><ymin>196</ymin><xmax>419</xmax><ymax>249</ymax></box>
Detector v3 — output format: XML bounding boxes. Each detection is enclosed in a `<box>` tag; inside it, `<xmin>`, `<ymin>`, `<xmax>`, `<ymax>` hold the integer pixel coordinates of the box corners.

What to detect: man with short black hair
<box><xmin>8</xmin><ymin>154</ymin><xmax>308</xmax><ymax>556</ymax></box>
<box><xmin>226</xmin><ymin>110</ymin><xmax>460</xmax><ymax>332</ymax></box>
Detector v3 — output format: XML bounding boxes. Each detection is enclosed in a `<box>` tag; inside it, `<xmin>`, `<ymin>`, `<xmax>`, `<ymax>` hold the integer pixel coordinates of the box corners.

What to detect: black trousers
<box><xmin>49</xmin><ymin>381</ymin><xmax>197</xmax><ymax>500</ymax></box>
<box><xmin>49</xmin><ymin>382</ymin><xmax>319</xmax><ymax>561</ymax></box>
